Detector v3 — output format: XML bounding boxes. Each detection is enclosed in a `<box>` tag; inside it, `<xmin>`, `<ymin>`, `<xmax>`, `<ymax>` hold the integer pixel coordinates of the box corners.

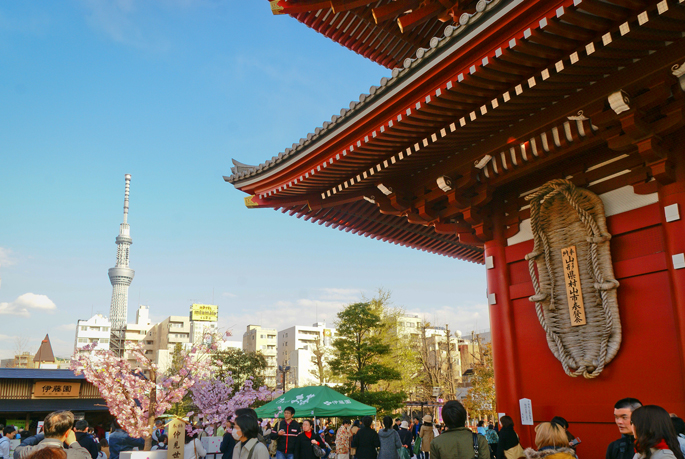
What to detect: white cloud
<box><xmin>77</xmin><ymin>0</ymin><xmax>215</xmax><ymax>51</ymax></box>
<box><xmin>406</xmin><ymin>303</ymin><xmax>490</xmax><ymax>337</ymax></box>
<box><xmin>0</xmin><ymin>293</ymin><xmax>57</xmax><ymax>317</ymax></box>
<box><xmin>78</xmin><ymin>0</ymin><xmax>170</xmax><ymax>51</ymax></box>
<box><xmin>222</xmin><ymin>292</ymin><xmax>238</xmax><ymax>298</ymax></box>
<box><xmin>0</xmin><ymin>247</ymin><xmax>16</xmax><ymax>269</ymax></box>
<box><xmin>318</xmin><ymin>288</ymin><xmax>363</xmax><ymax>301</ymax></box>
<box><xmin>216</xmin><ymin>289</ymin><xmax>491</xmax><ymax>344</ymax></box>
<box><xmin>55</xmin><ymin>323</ymin><xmax>77</xmax><ymax>331</ymax></box>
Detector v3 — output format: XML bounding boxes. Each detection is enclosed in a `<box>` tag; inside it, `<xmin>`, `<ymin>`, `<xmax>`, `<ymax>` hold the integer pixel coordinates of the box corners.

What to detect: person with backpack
<box><xmin>430</xmin><ymin>401</ymin><xmax>491</xmax><ymax>459</ymax></box>
<box><xmin>1</xmin><ymin>426</ymin><xmax>17</xmax><ymax>459</ymax></box>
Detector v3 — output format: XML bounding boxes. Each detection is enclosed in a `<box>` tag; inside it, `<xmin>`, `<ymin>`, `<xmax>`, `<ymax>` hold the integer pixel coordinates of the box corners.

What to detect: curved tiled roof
<box><xmin>226</xmin><ymin>0</ymin><xmax>501</xmax><ymax>184</ymax></box>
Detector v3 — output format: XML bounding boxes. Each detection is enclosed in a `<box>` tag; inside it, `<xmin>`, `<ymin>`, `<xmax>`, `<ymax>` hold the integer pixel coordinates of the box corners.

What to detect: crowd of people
<box><xmin>4</xmin><ymin>398</ymin><xmax>685</xmax><ymax>459</ymax></box>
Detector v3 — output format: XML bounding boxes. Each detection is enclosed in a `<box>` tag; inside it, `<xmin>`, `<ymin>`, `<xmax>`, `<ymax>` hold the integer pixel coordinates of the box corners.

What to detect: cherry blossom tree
<box><xmin>189</xmin><ymin>376</ymin><xmax>277</xmax><ymax>435</ymax></box>
<box><xmin>71</xmin><ymin>339</ymin><xmax>217</xmax><ymax>450</ymax></box>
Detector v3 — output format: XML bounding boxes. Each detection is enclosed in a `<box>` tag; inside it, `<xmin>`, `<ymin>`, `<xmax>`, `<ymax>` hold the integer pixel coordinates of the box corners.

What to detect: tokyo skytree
<box><xmin>108</xmin><ymin>174</ymin><xmax>135</xmax><ymax>354</ymax></box>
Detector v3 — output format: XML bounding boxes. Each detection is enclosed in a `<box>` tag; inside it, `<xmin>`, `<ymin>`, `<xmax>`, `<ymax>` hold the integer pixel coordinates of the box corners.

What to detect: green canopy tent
<box><xmin>255</xmin><ymin>386</ymin><xmax>376</xmax><ymax>418</ymax></box>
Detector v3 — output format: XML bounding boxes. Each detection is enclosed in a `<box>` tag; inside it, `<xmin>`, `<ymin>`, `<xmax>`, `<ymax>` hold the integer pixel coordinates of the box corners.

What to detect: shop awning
<box><xmin>0</xmin><ymin>399</ymin><xmax>108</xmax><ymax>413</ymax></box>
<box><xmin>255</xmin><ymin>386</ymin><xmax>376</xmax><ymax>418</ymax></box>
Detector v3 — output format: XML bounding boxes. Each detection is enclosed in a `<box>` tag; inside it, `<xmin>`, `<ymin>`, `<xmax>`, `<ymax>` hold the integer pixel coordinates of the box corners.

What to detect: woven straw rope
<box><xmin>525</xmin><ymin>179</ymin><xmax>622</xmax><ymax>378</ymax></box>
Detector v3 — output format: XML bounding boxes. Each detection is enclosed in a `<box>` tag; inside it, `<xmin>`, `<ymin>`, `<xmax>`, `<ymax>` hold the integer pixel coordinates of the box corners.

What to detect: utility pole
<box><xmin>445</xmin><ymin>323</ymin><xmax>455</xmax><ymax>400</ymax></box>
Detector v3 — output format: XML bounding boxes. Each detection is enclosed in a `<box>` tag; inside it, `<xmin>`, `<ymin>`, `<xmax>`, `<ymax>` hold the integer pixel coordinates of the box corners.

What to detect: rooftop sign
<box><xmin>190</xmin><ymin>304</ymin><xmax>218</xmax><ymax>322</ymax></box>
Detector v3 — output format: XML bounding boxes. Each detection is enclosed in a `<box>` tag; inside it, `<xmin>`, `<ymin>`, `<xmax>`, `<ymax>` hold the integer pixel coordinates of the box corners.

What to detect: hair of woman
<box><xmin>632</xmin><ymin>405</ymin><xmax>685</xmax><ymax>459</ymax></box>
<box><xmin>383</xmin><ymin>416</ymin><xmax>393</xmax><ymax>431</ymax></box>
<box><xmin>500</xmin><ymin>416</ymin><xmax>515</xmax><ymax>429</ymax></box>
<box><xmin>550</xmin><ymin>417</ymin><xmax>568</xmax><ymax>429</ymax></box>
<box><xmin>534</xmin><ymin>422</ymin><xmax>569</xmax><ymax>450</ymax></box>
<box><xmin>235</xmin><ymin>414</ymin><xmax>260</xmax><ymax>440</ymax></box>
<box><xmin>27</xmin><ymin>447</ymin><xmax>67</xmax><ymax>459</ymax></box>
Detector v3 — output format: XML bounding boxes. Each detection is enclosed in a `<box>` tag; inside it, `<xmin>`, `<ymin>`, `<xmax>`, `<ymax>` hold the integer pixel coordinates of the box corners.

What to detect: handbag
<box><xmin>268</xmin><ymin>423</ymin><xmax>279</xmax><ymax>456</ymax></box>
<box><xmin>504</xmin><ymin>443</ymin><xmax>525</xmax><ymax>459</ymax></box>
<box><xmin>399</xmin><ymin>447</ymin><xmax>411</xmax><ymax>459</ymax></box>
<box><xmin>313</xmin><ymin>444</ymin><xmax>326</xmax><ymax>458</ymax></box>
<box><xmin>412</xmin><ymin>437</ymin><xmax>421</xmax><ymax>456</ymax></box>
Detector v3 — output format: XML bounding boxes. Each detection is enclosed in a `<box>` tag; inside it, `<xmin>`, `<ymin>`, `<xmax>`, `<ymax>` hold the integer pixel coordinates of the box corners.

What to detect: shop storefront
<box><xmin>0</xmin><ymin>368</ymin><xmax>111</xmax><ymax>435</ymax></box>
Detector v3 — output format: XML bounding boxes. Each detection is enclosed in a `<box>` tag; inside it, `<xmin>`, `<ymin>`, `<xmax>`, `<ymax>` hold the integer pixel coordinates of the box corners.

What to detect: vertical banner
<box><xmin>167</xmin><ymin>418</ymin><xmax>186</xmax><ymax>459</ymax></box>
<box><xmin>561</xmin><ymin>246</ymin><xmax>587</xmax><ymax>326</ymax></box>
<box><xmin>519</xmin><ymin>398</ymin><xmax>534</xmax><ymax>426</ymax></box>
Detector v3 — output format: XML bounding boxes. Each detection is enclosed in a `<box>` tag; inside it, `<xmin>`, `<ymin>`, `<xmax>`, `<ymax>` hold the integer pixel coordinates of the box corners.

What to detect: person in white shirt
<box><xmin>185</xmin><ymin>433</ymin><xmax>206</xmax><ymax>459</ymax></box>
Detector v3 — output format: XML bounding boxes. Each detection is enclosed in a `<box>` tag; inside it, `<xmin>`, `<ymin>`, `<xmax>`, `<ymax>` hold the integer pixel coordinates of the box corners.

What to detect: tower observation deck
<box><xmin>108</xmin><ymin>174</ymin><xmax>135</xmax><ymax>355</ymax></box>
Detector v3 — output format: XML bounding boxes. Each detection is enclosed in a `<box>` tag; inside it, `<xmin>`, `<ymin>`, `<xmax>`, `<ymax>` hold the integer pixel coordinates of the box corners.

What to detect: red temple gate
<box><xmin>226</xmin><ymin>1</ymin><xmax>685</xmax><ymax>456</ymax></box>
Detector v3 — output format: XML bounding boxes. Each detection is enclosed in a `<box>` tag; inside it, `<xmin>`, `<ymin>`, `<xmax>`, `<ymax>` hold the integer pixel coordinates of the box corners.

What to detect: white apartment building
<box><xmin>243</xmin><ymin>325</ymin><xmax>278</xmax><ymax>388</ymax></box>
<box><xmin>124</xmin><ymin>305</ymin><xmax>153</xmax><ymax>346</ymax></box>
<box><xmin>145</xmin><ymin>315</ymin><xmax>191</xmax><ymax>371</ymax></box>
<box><xmin>190</xmin><ymin>320</ymin><xmax>218</xmax><ymax>344</ymax></box>
<box><xmin>74</xmin><ymin>314</ymin><xmax>112</xmax><ymax>352</ymax></box>
<box><xmin>394</xmin><ymin>314</ymin><xmax>423</xmax><ymax>339</ymax></box>
<box><xmin>277</xmin><ymin>322</ymin><xmax>336</xmax><ymax>389</ymax></box>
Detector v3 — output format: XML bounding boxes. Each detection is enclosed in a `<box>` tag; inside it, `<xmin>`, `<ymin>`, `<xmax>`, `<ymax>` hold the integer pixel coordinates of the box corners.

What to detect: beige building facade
<box><xmin>243</xmin><ymin>325</ymin><xmax>277</xmax><ymax>388</ymax></box>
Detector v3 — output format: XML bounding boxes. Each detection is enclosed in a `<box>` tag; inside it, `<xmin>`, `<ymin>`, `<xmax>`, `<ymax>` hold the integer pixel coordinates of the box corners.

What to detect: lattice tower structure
<box><xmin>108</xmin><ymin>174</ymin><xmax>135</xmax><ymax>355</ymax></box>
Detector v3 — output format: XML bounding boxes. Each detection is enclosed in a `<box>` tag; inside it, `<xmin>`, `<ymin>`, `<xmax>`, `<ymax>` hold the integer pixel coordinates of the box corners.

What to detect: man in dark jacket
<box><xmin>351</xmin><ymin>417</ymin><xmax>380</xmax><ymax>459</ymax></box>
<box><xmin>606</xmin><ymin>398</ymin><xmax>642</xmax><ymax>459</ymax></box>
<box><xmin>270</xmin><ymin>407</ymin><xmax>301</xmax><ymax>459</ymax></box>
<box><xmin>74</xmin><ymin>421</ymin><xmax>99</xmax><ymax>459</ymax></box>
<box><xmin>14</xmin><ymin>411</ymin><xmax>90</xmax><ymax>459</ymax></box>
<box><xmin>430</xmin><ymin>401</ymin><xmax>490</xmax><ymax>459</ymax></box>
<box><xmin>108</xmin><ymin>421</ymin><xmax>145</xmax><ymax>459</ymax></box>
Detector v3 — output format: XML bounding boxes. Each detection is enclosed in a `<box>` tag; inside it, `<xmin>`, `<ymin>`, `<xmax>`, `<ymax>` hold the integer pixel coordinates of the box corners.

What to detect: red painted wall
<box><xmin>486</xmin><ymin>194</ymin><xmax>685</xmax><ymax>458</ymax></box>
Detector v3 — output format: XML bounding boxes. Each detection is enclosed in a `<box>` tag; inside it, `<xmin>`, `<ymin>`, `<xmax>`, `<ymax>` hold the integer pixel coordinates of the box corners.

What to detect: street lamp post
<box><xmin>278</xmin><ymin>365</ymin><xmax>291</xmax><ymax>392</ymax></box>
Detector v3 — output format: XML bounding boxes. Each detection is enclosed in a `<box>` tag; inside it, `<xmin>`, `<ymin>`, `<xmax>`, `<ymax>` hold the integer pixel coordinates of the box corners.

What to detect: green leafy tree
<box><xmin>309</xmin><ymin>338</ymin><xmax>333</xmax><ymax>385</ymax></box>
<box><xmin>213</xmin><ymin>348</ymin><xmax>268</xmax><ymax>392</ymax></box>
<box><xmin>330</xmin><ymin>300</ymin><xmax>405</xmax><ymax>413</ymax></box>
<box><xmin>463</xmin><ymin>342</ymin><xmax>497</xmax><ymax>420</ymax></box>
<box><xmin>167</xmin><ymin>343</ymin><xmax>195</xmax><ymax>416</ymax></box>
<box><xmin>365</xmin><ymin>290</ymin><xmax>420</xmax><ymax>397</ymax></box>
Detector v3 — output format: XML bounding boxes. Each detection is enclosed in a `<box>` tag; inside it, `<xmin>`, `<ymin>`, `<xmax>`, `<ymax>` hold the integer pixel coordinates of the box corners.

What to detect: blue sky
<box><xmin>0</xmin><ymin>0</ymin><xmax>488</xmax><ymax>359</ymax></box>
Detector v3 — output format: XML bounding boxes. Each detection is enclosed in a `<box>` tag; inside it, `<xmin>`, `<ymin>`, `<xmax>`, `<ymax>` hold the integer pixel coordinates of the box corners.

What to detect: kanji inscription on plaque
<box><xmin>561</xmin><ymin>245</ymin><xmax>587</xmax><ymax>326</ymax></box>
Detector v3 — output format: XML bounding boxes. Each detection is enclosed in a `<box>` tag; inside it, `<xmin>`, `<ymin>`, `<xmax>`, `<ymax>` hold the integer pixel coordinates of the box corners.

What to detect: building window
<box><xmin>80</xmin><ymin>326</ymin><xmax>87</xmax><ymax>331</ymax></box>
<box><xmin>78</xmin><ymin>338</ymin><xmax>87</xmax><ymax>343</ymax></box>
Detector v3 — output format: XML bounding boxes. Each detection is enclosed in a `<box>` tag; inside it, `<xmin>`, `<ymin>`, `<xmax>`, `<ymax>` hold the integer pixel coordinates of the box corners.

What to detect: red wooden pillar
<box><xmin>485</xmin><ymin>198</ymin><xmax>533</xmax><ymax>447</ymax></box>
<box><xmin>658</xmin><ymin>153</ymin><xmax>685</xmax><ymax>381</ymax></box>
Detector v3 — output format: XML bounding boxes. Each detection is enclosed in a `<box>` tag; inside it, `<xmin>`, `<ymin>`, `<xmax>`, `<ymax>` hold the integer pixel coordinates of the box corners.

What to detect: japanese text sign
<box><xmin>561</xmin><ymin>245</ymin><xmax>587</xmax><ymax>326</ymax></box>
<box><xmin>519</xmin><ymin>398</ymin><xmax>534</xmax><ymax>426</ymax></box>
<box><xmin>33</xmin><ymin>381</ymin><xmax>80</xmax><ymax>398</ymax></box>
<box><xmin>167</xmin><ymin>418</ymin><xmax>186</xmax><ymax>459</ymax></box>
